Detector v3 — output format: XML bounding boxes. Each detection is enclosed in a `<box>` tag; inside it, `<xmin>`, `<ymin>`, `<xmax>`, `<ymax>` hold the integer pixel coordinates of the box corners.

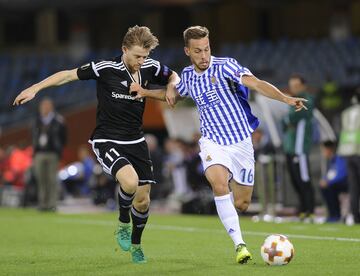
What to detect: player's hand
<box><xmin>13</xmin><ymin>86</ymin><xmax>38</xmax><ymax>106</ymax></box>
<box><xmin>165</xmin><ymin>84</ymin><xmax>177</xmax><ymax>108</ymax></box>
<box><xmin>285</xmin><ymin>96</ymin><xmax>308</xmax><ymax>112</ymax></box>
<box><xmin>130</xmin><ymin>83</ymin><xmax>147</xmax><ymax>99</ymax></box>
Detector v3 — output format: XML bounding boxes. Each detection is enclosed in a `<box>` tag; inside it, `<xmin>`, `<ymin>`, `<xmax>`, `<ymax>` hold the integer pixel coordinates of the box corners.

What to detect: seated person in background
<box><xmin>91</xmin><ymin>164</ymin><xmax>117</xmax><ymax>208</ymax></box>
<box><xmin>59</xmin><ymin>145</ymin><xmax>95</xmax><ymax>197</ymax></box>
<box><xmin>319</xmin><ymin>140</ymin><xmax>348</xmax><ymax>222</ymax></box>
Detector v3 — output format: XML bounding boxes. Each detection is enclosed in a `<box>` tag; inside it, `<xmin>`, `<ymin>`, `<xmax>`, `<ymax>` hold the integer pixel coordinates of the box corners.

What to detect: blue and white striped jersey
<box><xmin>176</xmin><ymin>56</ymin><xmax>259</xmax><ymax>145</ymax></box>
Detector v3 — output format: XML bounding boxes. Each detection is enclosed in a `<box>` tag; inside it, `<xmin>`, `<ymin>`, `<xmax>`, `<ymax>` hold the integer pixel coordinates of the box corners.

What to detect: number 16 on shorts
<box><xmin>239</xmin><ymin>168</ymin><xmax>254</xmax><ymax>185</ymax></box>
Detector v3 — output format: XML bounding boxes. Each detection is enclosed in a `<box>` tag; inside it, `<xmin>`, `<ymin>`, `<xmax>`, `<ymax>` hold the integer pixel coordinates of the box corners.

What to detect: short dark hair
<box><xmin>122</xmin><ymin>25</ymin><xmax>159</xmax><ymax>50</ymax></box>
<box><xmin>183</xmin><ymin>26</ymin><xmax>209</xmax><ymax>47</ymax></box>
<box><xmin>289</xmin><ymin>73</ymin><xmax>306</xmax><ymax>84</ymax></box>
<box><xmin>322</xmin><ymin>140</ymin><xmax>337</xmax><ymax>149</ymax></box>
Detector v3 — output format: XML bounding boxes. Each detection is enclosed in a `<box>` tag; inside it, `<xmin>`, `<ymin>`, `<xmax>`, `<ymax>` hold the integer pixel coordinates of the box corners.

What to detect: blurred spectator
<box><xmin>163</xmin><ymin>138</ymin><xmax>190</xmax><ymax>198</ymax></box>
<box><xmin>319</xmin><ymin>141</ymin><xmax>348</xmax><ymax>223</ymax></box>
<box><xmin>144</xmin><ymin>134</ymin><xmax>168</xmax><ymax>199</ymax></box>
<box><xmin>338</xmin><ymin>89</ymin><xmax>360</xmax><ymax>224</ymax></box>
<box><xmin>181</xmin><ymin>134</ymin><xmax>215</xmax><ymax>215</ymax></box>
<box><xmin>91</xmin><ymin>164</ymin><xmax>116</xmax><ymax>208</ymax></box>
<box><xmin>0</xmin><ymin>146</ymin><xmax>10</xmax><ymax>186</ymax></box>
<box><xmin>77</xmin><ymin>145</ymin><xmax>95</xmax><ymax>195</ymax></box>
<box><xmin>318</xmin><ymin>75</ymin><xmax>342</xmax><ymax>133</ymax></box>
<box><xmin>185</xmin><ymin>139</ymin><xmax>208</xmax><ymax>192</ymax></box>
<box><xmin>59</xmin><ymin>145</ymin><xmax>95</xmax><ymax>197</ymax></box>
<box><xmin>33</xmin><ymin>98</ymin><xmax>66</xmax><ymax>211</ymax></box>
<box><xmin>2</xmin><ymin>143</ymin><xmax>32</xmax><ymax>188</ymax></box>
<box><xmin>252</xmin><ymin>128</ymin><xmax>276</xmax><ymax>217</ymax></box>
<box><xmin>282</xmin><ymin>74</ymin><xmax>315</xmax><ymax>222</ymax></box>
<box><xmin>252</xmin><ymin>128</ymin><xmax>274</xmax><ymax>158</ymax></box>
<box><xmin>62</xmin><ymin>145</ymin><xmax>95</xmax><ymax>195</ymax></box>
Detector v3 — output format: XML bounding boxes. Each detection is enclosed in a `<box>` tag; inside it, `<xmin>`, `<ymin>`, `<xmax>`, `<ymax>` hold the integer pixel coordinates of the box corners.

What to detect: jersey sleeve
<box><xmin>222</xmin><ymin>58</ymin><xmax>252</xmax><ymax>86</ymax></box>
<box><xmin>175</xmin><ymin>73</ymin><xmax>189</xmax><ymax>97</ymax></box>
<box><xmin>149</xmin><ymin>59</ymin><xmax>174</xmax><ymax>86</ymax></box>
<box><xmin>77</xmin><ymin>61</ymin><xmax>100</xmax><ymax>80</ymax></box>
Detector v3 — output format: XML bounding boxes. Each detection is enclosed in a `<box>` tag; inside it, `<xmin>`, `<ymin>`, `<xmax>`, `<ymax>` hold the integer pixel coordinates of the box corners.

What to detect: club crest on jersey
<box><xmin>210</xmin><ymin>76</ymin><xmax>217</xmax><ymax>84</ymax></box>
<box><xmin>206</xmin><ymin>155</ymin><xmax>212</xmax><ymax>162</ymax></box>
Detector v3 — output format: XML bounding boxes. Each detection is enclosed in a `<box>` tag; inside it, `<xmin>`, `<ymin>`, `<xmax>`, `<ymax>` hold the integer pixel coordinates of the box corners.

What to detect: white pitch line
<box><xmin>55</xmin><ymin>218</ymin><xmax>360</xmax><ymax>243</ymax></box>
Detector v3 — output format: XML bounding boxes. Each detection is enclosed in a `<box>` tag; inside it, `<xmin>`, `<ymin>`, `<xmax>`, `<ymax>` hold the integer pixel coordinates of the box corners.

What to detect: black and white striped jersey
<box><xmin>77</xmin><ymin>55</ymin><xmax>173</xmax><ymax>142</ymax></box>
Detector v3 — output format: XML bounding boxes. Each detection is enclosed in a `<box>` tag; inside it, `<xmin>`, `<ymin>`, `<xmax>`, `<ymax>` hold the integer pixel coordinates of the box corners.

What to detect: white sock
<box><xmin>214</xmin><ymin>194</ymin><xmax>245</xmax><ymax>247</ymax></box>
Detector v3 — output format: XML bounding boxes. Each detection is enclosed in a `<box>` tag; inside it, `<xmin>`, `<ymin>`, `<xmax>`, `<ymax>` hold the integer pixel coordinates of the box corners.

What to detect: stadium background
<box><xmin>0</xmin><ymin>0</ymin><xmax>359</xmax><ymax>219</ymax></box>
<box><xmin>1</xmin><ymin>1</ymin><xmax>360</xmax><ymax>275</ymax></box>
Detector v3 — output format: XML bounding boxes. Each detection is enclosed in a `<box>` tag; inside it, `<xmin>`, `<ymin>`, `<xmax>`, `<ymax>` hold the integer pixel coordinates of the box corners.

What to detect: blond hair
<box><xmin>183</xmin><ymin>26</ymin><xmax>209</xmax><ymax>47</ymax></box>
<box><xmin>122</xmin><ymin>25</ymin><xmax>159</xmax><ymax>50</ymax></box>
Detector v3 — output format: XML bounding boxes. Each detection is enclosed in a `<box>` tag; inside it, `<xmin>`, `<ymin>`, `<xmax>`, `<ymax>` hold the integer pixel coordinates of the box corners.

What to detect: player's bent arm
<box><xmin>130</xmin><ymin>82</ymin><xmax>166</xmax><ymax>101</ymax></box>
<box><xmin>165</xmin><ymin>72</ymin><xmax>181</xmax><ymax>107</ymax></box>
<box><xmin>142</xmin><ymin>89</ymin><xmax>167</xmax><ymax>101</ymax></box>
<box><xmin>165</xmin><ymin>84</ymin><xmax>184</xmax><ymax>108</ymax></box>
<box><xmin>242</xmin><ymin>75</ymin><xmax>308</xmax><ymax>112</ymax></box>
<box><xmin>167</xmin><ymin>71</ymin><xmax>180</xmax><ymax>88</ymax></box>
<box><xmin>13</xmin><ymin>69</ymin><xmax>79</xmax><ymax>105</ymax></box>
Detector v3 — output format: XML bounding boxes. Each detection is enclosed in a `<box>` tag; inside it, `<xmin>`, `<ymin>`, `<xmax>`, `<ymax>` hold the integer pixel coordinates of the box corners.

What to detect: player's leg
<box><xmin>205</xmin><ymin>165</ymin><xmax>242</xmax><ymax>246</ymax></box>
<box><xmin>229</xmin><ymin>180</ymin><xmax>253</xmax><ymax>212</ymax></box>
<box><xmin>116</xmin><ymin>165</ymin><xmax>139</xmax><ymax>222</ymax></box>
<box><xmin>228</xmin><ymin>180</ymin><xmax>254</xmax><ymax>264</ymax></box>
<box><xmin>129</xmin><ymin>184</ymin><xmax>150</xmax><ymax>264</ymax></box>
<box><xmin>205</xmin><ymin>165</ymin><xmax>251</xmax><ymax>263</ymax></box>
<box><xmin>124</xmin><ymin>140</ymin><xmax>155</xmax><ymax>263</ymax></box>
<box><xmin>114</xmin><ymin>164</ymin><xmax>139</xmax><ymax>251</ymax></box>
<box><xmin>89</xmin><ymin>141</ymin><xmax>139</xmax><ymax>252</ymax></box>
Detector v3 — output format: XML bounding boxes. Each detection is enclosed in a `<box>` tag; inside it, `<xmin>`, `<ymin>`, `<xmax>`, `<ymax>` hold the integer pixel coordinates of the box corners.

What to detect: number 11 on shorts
<box><xmin>105</xmin><ymin>148</ymin><xmax>120</xmax><ymax>162</ymax></box>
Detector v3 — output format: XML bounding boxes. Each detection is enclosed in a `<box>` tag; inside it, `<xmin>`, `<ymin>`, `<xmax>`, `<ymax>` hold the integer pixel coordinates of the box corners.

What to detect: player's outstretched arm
<box><xmin>13</xmin><ymin>69</ymin><xmax>79</xmax><ymax>106</ymax></box>
<box><xmin>242</xmin><ymin>75</ymin><xmax>308</xmax><ymax>112</ymax></box>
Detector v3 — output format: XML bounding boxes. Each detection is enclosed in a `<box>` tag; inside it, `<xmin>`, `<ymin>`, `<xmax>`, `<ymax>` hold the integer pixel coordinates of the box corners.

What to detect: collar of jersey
<box><xmin>193</xmin><ymin>55</ymin><xmax>213</xmax><ymax>77</ymax></box>
<box><xmin>121</xmin><ymin>56</ymin><xmax>141</xmax><ymax>83</ymax></box>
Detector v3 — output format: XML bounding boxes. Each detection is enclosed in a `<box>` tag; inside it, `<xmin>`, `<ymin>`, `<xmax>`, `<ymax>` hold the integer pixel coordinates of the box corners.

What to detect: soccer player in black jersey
<box><xmin>13</xmin><ymin>26</ymin><xmax>179</xmax><ymax>264</ymax></box>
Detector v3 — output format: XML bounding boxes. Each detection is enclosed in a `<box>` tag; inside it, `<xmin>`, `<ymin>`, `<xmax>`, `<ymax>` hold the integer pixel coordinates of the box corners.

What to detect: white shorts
<box><xmin>198</xmin><ymin>136</ymin><xmax>255</xmax><ymax>186</ymax></box>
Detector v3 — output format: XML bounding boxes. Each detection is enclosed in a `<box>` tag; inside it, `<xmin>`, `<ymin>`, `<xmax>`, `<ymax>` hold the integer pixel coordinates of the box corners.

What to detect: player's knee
<box><xmin>212</xmin><ymin>182</ymin><xmax>230</xmax><ymax>196</ymax></box>
<box><xmin>133</xmin><ymin>196</ymin><xmax>150</xmax><ymax>212</ymax></box>
<box><xmin>118</xmin><ymin>175</ymin><xmax>139</xmax><ymax>193</ymax></box>
<box><xmin>235</xmin><ymin>200</ymin><xmax>250</xmax><ymax>212</ymax></box>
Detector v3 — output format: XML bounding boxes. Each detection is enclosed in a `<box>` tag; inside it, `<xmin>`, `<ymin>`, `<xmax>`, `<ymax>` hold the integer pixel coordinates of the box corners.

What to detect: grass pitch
<box><xmin>0</xmin><ymin>208</ymin><xmax>360</xmax><ymax>275</ymax></box>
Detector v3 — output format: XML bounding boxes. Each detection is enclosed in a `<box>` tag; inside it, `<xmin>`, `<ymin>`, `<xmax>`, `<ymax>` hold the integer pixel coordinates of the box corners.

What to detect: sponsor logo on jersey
<box><xmin>194</xmin><ymin>89</ymin><xmax>220</xmax><ymax>110</ymax></box>
<box><xmin>111</xmin><ymin>91</ymin><xmax>143</xmax><ymax>102</ymax></box>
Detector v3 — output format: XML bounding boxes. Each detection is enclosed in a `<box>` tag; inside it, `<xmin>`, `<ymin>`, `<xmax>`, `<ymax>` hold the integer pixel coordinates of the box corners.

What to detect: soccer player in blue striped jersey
<box><xmin>166</xmin><ymin>26</ymin><xmax>308</xmax><ymax>264</ymax></box>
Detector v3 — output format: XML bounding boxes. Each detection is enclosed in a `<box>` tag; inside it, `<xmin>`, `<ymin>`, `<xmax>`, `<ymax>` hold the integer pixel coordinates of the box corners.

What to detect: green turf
<box><xmin>1</xmin><ymin>208</ymin><xmax>360</xmax><ymax>276</ymax></box>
